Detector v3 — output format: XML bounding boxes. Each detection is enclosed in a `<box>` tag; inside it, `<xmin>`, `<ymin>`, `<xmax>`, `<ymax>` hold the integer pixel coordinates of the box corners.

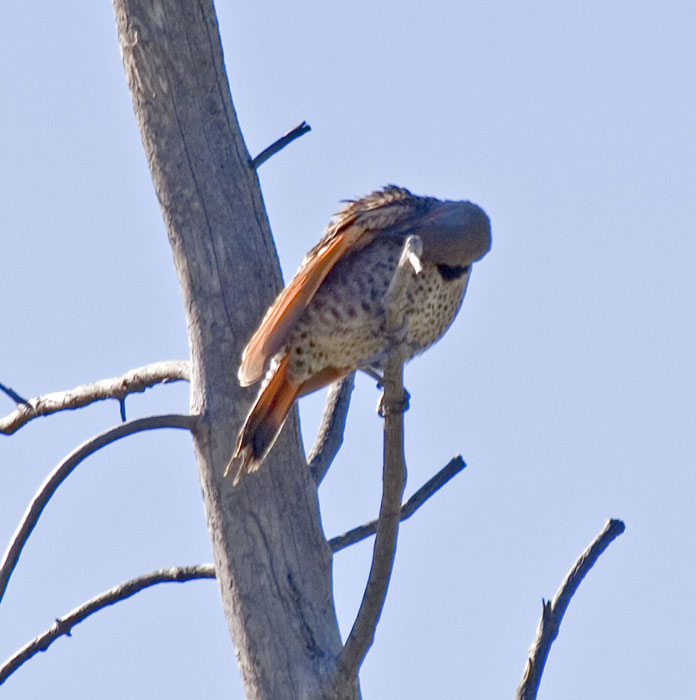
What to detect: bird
<box><xmin>225</xmin><ymin>185</ymin><xmax>491</xmax><ymax>483</ymax></box>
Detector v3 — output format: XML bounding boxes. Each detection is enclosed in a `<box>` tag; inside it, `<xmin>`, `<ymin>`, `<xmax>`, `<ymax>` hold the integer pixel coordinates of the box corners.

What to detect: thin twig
<box><xmin>308</xmin><ymin>374</ymin><xmax>355</xmax><ymax>485</ymax></box>
<box><xmin>0</xmin><ymin>360</ymin><xmax>191</xmax><ymax>435</ymax></box>
<box><xmin>0</xmin><ymin>382</ymin><xmax>30</xmax><ymax>407</ymax></box>
<box><xmin>516</xmin><ymin>518</ymin><xmax>626</xmax><ymax>700</ymax></box>
<box><xmin>0</xmin><ymin>414</ymin><xmax>198</xmax><ymax>605</ymax></box>
<box><xmin>329</xmin><ymin>456</ymin><xmax>465</xmax><ymax>553</ymax></box>
<box><xmin>339</xmin><ymin>236</ymin><xmax>421</xmax><ymax>678</ymax></box>
<box><xmin>249</xmin><ymin>121</ymin><xmax>311</xmax><ymax>169</ymax></box>
<box><xmin>0</xmin><ymin>564</ymin><xmax>215</xmax><ymax>685</ymax></box>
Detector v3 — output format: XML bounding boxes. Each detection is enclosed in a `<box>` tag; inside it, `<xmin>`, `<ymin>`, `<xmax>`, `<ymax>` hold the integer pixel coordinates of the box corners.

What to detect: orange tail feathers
<box><xmin>225</xmin><ymin>355</ymin><xmax>301</xmax><ymax>485</ymax></box>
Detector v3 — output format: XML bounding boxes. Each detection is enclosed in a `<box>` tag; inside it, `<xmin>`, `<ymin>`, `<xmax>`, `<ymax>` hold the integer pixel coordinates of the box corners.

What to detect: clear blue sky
<box><xmin>1</xmin><ymin>2</ymin><xmax>694</xmax><ymax>698</ymax></box>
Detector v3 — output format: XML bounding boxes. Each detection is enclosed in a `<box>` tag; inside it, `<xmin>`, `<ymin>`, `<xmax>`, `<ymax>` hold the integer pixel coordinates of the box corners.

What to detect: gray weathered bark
<box><xmin>113</xmin><ymin>2</ymin><xmax>358</xmax><ymax>698</ymax></box>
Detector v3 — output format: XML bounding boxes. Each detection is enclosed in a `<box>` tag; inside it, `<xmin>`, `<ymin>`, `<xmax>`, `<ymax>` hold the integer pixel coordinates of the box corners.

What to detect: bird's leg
<box><xmin>367</xmin><ymin>367</ymin><xmax>410</xmax><ymax>417</ymax></box>
<box><xmin>356</xmin><ymin>365</ymin><xmax>411</xmax><ymax>415</ymax></box>
<box><xmin>358</xmin><ymin>366</ymin><xmax>410</xmax><ymax>415</ymax></box>
<box><xmin>376</xmin><ymin>386</ymin><xmax>410</xmax><ymax>417</ymax></box>
<box><xmin>360</xmin><ymin>367</ymin><xmax>384</xmax><ymax>387</ymax></box>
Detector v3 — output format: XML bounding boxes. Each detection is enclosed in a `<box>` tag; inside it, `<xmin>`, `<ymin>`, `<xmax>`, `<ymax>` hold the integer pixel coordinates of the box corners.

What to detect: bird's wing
<box><xmin>238</xmin><ymin>187</ymin><xmax>426</xmax><ymax>386</ymax></box>
<box><xmin>238</xmin><ymin>221</ymin><xmax>367</xmax><ymax>386</ymax></box>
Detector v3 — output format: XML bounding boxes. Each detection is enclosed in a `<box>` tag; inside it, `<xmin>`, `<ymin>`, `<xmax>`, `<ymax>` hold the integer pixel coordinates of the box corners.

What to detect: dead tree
<box><xmin>0</xmin><ymin>1</ymin><xmax>624</xmax><ymax>697</ymax></box>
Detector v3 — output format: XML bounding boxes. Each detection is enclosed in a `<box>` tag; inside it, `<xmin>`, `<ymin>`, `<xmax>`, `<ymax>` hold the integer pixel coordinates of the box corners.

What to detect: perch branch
<box><xmin>308</xmin><ymin>373</ymin><xmax>355</xmax><ymax>484</ymax></box>
<box><xmin>0</xmin><ymin>414</ymin><xmax>198</xmax><ymax>605</ymax></box>
<box><xmin>329</xmin><ymin>455</ymin><xmax>465</xmax><ymax>553</ymax></box>
<box><xmin>338</xmin><ymin>235</ymin><xmax>422</xmax><ymax>679</ymax></box>
<box><xmin>250</xmin><ymin>121</ymin><xmax>311</xmax><ymax>169</ymax></box>
<box><xmin>0</xmin><ymin>360</ymin><xmax>191</xmax><ymax>435</ymax></box>
<box><xmin>516</xmin><ymin>518</ymin><xmax>626</xmax><ymax>700</ymax></box>
<box><xmin>0</xmin><ymin>564</ymin><xmax>215</xmax><ymax>685</ymax></box>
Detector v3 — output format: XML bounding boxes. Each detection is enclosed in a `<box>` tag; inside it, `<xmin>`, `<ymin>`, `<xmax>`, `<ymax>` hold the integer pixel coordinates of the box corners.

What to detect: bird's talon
<box><xmin>377</xmin><ymin>389</ymin><xmax>410</xmax><ymax>417</ymax></box>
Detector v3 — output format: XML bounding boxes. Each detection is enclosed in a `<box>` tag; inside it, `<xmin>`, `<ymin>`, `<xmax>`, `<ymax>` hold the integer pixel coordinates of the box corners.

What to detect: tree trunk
<box><xmin>113</xmin><ymin>2</ymin><xmax>358</xmax><ymax>697</ymax></box>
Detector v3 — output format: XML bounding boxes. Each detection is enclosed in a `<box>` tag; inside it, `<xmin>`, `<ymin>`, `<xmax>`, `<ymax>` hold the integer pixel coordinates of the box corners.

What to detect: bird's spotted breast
<box><xmin>285</xmin><ymin>239</ymin><xmax>470</xmax><ymax>384</ymax></box>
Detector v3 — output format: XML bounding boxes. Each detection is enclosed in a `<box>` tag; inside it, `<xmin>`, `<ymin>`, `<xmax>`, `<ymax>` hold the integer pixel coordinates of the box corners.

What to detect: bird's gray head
<box><xmin>417</xmin><ymin>199</ymin><xmax>491</xmax><ymax>267</ymax></box>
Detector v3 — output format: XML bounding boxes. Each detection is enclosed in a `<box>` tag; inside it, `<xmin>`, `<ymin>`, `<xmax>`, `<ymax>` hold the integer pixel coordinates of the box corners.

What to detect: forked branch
<box><xmin>338</xmin><ymin>235</ymin><xmax>422</xmax><ymax>679</ymax></box>
<box><xmin>0</xmin><ymin>564</ymin><xmax>215</xmax><ymax>685</ymax></box>
<box><xmin>0</xmin><ymin>361</ymin><xmax>190</xmax><ymax>435</ymax></box>
<box><xmin>0</xmin><ymin>414</ymin><xmax>197</xmax><ymax>605</ymax></box>
<box><xmin>516</xmin><ymin>518</ymin><xmax>626</xmax><ymax>700</ymax></box>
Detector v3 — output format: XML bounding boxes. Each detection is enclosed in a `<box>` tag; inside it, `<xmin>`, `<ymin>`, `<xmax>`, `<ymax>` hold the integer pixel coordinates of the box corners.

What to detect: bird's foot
<box><xmin>377</xmin><ymin>387</ymin><xmax>410</xmax><ymax>417</ymax></box>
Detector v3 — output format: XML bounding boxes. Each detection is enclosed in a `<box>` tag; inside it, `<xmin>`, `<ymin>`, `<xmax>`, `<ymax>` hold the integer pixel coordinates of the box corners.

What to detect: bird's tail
<box><xmin>225</xmin><ymin>354</ymin><xmax>301</xmax><ymax>485</ymax></box>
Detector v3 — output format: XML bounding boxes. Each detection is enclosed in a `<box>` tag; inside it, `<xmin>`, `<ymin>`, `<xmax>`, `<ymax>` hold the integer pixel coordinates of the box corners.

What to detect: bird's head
<box><xmin>416</xmin><ymin>199</ymin><xmax>491</xmax><ymax>267</ymax></box>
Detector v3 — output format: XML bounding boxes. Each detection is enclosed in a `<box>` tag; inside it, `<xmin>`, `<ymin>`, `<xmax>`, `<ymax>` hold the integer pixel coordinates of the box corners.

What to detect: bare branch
<box><xmin>0</xmin><ymin>382</ymin><xmax>30</xmax><ymax>407</ymax></box>
<box><xmin>308</xmin><ymin>374</ymin><xmax>356</xmax><ymax>484</ymax></box>
<box><xmin>250</xmin><ymin>121</ymin><xmax>311</xmax><ymax>169</ymax></box>
<box><xmin>0</xmin><ymin>361</ymin><xmax>191</xmax><ymax>435</ymax></box>
<box><xmin>339</xmin><ymin>236</ymin><xmax>421</xmax><ymax>678</ymax></box>
<box><xmin>338</xmin><ymin>354</ymin><xmax>406</xmax><ymax>677</ymax></box>
<box><xmin>329</xmin><ymin>456</ymin><xmax>465</xmax><ymax>553</ymax></box>
<box><xmin>0</xmin><ymin>564</ymin><xmax>215</xmax><ymax>685</ymax></box>
<box><xmin>0</xmin><ymin>414</ymin><xmax>198</xmax><ymax>605</ymax></box>
<box><xmin>516</xmin><ymin>518</ymin><xmax>626</xmax><ymax>700</ymax></box>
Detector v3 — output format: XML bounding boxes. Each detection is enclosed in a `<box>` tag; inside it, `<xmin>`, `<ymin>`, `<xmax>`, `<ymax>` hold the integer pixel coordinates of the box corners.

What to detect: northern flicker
<box><xmin>226</xmin><ymin>186</ymin><xmax>491</xmax><ymax>483</ymax></box>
